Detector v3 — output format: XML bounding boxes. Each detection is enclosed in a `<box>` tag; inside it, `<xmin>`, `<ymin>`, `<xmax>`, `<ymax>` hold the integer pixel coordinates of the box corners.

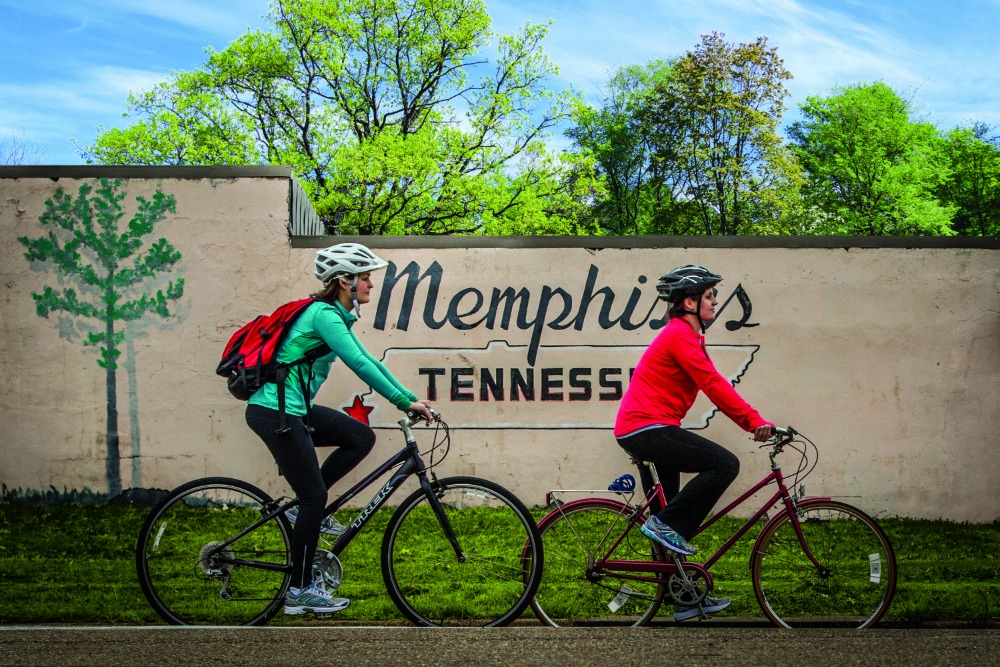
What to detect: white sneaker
<box><xmin>674</xmin><ymin>596</ymin><xmax>731</xmax><ymax>622</ymax></box>
<box><xmin>284</xmin><ymin>584</ymin><xmax>350</xmax><ymax>615</ymax></box>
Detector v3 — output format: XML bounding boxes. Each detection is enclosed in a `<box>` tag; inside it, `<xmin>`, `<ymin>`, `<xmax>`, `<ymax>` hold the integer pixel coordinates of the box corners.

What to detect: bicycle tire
<box><xmin>135</xmin><ymin>477</ymin><xmax>293</xmax><ymax>626</ymax></box>
<box><xmin>751</xmin><ymin>499</ymin><xmax>897</xmax><ymax>629</ymax></box>
<box><xmin>530</xmin><ymin>498</ymin><xmax>666</xmax><ymax>627</ymax></box>
<box><xmin>381</xmin><ymin>476</ymin><xmax>543</xmax><ymax>627</ymax></box>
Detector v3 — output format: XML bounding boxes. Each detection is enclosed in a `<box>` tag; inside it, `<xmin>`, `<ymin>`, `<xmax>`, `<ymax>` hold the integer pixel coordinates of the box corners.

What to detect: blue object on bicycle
<box><xmin>608</xmin><ymin>474</ymin><xmax>636</xmax><ymax>493</ymax></box>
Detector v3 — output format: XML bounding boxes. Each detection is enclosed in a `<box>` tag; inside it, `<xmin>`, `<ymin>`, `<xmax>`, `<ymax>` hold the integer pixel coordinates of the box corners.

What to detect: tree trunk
<box><xmin>104</xmin><ymin>297</ymin><xmax>122</xmax><ymax>498</ymax></box>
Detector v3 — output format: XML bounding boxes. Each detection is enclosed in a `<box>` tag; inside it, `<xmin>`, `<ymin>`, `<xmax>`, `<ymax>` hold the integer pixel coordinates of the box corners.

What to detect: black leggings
<box><xmin>616</xmin><ymin>426</ymin><xmax>740</xmax><ymax>540</ymax></box>
<box><xmin>246</xmin><ymin>403</ymin><xmax>375</xmax><ymax>589</ymax></box>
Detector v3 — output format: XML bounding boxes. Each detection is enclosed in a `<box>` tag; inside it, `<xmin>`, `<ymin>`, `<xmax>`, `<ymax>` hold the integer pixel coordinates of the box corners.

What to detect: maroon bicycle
<box><xmin>526</xmin><ymin>427</ymin><xmax>897</xmax><ymax>628</ymax></box>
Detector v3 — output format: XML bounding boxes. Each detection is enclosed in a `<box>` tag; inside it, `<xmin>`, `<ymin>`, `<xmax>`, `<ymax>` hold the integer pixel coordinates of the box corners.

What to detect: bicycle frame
<box><xmin>210</xmin><ymin>416</ymin><xmax>463</xmax><ymax>573</ymax></box>
<box><xmin>557</xmin><ymin>438</ymin><xmax>832</xmax><ymax>587</ymax></box>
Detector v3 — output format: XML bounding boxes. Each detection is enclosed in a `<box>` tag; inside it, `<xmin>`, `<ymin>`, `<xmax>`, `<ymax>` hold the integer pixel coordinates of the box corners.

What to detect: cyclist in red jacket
<box><xmin>614</xmin><ymin>264</ymin><xmax>774</xmax><ymax>621</ymax></box>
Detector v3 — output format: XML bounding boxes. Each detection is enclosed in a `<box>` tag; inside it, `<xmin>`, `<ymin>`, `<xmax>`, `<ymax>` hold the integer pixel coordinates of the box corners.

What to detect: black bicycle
<box><xmin>136</xmin><ymin>411</ymin><xmax>543</xmax><ymax>626</ymax></box>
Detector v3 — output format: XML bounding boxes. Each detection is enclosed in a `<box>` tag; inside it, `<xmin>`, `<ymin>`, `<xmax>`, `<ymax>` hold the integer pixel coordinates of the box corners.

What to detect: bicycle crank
<box><xmin>666</xmin><ymin>557</ymin><xmax>709</xmax><ymax>607</ymax></box>
<box><xmin>314</xmin><ymin>549</ymin><xmax>344</xmax><ymax>590</ymax></box>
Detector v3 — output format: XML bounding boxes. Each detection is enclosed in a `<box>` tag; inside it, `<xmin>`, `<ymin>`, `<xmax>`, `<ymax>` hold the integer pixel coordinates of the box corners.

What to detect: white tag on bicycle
<box><xmin>868</xmin><ymin>553</ymin><xmax>881</xmax><ymax>583</ymax></box>
<box><xmin>608</xmin><ymin>584</ymin><xmax>633</xmax><ymax>612</ymax></box>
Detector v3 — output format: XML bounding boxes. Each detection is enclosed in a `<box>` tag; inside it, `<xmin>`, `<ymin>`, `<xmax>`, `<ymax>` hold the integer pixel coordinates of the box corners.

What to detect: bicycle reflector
<box><xmin>608</xmin><ymin>474</ymin><xmax>636</xmax><ymax>493</ymax></box>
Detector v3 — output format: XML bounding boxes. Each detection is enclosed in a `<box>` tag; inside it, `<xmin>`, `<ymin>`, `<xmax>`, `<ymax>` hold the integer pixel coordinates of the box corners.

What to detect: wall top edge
<box><xmin>291</xmin><ymin>235</ymin><xmax>1000</xmax><ymax>250</ymax></box>
<box><xmin>0</xmin><ymin>165</ymin><xmax>294</xmax><ymax>179</ymax></box>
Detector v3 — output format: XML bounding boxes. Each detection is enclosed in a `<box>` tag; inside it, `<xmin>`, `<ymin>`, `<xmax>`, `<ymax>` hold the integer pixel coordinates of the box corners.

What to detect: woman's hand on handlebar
<box><xmin>752</xmin><ymin>424</ymin><xmax>774</xmax><ymax>442</ymax></box>
<box><xmin>407</xmin><ymin>400</ymin><xmax>435</xmax><ymax>423</ymax></box>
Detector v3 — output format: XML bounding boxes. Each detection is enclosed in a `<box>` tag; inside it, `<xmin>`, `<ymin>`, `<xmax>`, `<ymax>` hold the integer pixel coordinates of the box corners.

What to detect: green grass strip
<box><xmin>0</xmin><ymin>505</ymin><xmax>996</xmax><ymax>625</ymax></box>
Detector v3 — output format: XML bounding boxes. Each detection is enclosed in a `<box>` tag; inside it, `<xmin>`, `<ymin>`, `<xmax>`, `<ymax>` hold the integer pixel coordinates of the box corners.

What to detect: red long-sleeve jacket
<box><xmin>614</xmin><ymin>317</ymin><xmax>769</xmax><ymax>437</ymax></box>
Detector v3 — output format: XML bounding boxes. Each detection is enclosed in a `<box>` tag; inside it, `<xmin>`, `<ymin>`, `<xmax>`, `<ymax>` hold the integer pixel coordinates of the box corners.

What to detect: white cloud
<box><xmin>2</xmin><ymin>67</ymin><xmax>165</xmax><ymax>117</ymax></box>
<box><xmin>0</xmin><ymin>63</ymin><xmax>173</xmax><ymax>161</ymax></box>
<box><xmin>90</xmin><ymin>66</ymin><xmax>168</xmax><ymax>99</ymax></box>
<box><xmin>100</xmin><ymin>0</ymin><xmax>271</xmax><ymax>39</ymax></box>
<box><xmin>489</xmin><ymin>0</ymin><xmax>1000</xmax><ymax>132</ymax></box>
<box><xmin>6</xmin><ymin>0</ymin><xmax>998</xmax><ymax>164</ymax></box>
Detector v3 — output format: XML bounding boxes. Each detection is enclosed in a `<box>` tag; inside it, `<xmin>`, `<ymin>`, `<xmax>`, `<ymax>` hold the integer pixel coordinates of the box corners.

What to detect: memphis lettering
<box><xmin>373</xmin><ymin>262</ymin><xmax>668</xmax><ymax>366</ymax></box>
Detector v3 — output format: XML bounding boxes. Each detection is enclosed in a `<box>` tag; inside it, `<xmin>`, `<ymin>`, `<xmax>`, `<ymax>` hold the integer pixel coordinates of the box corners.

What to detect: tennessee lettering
<box><xmin>418</xmin><ymin>366</ymin><xmax>636</xmax><ymax>402</ymax></box>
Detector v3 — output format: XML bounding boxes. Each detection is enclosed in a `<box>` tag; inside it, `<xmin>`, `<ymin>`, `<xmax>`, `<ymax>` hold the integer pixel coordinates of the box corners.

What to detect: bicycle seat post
<box><xmin>645</xmin><ymin>461</ymin><xmax>662</xmax><ymax>487</ymax></box>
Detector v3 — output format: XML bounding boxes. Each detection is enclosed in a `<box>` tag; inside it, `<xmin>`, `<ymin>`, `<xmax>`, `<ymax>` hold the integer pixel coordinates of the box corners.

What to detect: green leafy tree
<box><xmin>788</xmin><ymin>82</ymin><xmax>955</xmax><ymax>235</ymax></box>
<box><xmin>18</xmin><ymin>180</ymin><xmax>185</xmax><ymax>496</ymax></box>
<box><xmin>76</xmin><ymin>81</ymin><xmax>260</xmax><ymax>166</ymax></box>
<box><xmin>936</xmin><ymin>122</ymin><xmax>1000</xmax><ymax>236</ymax></box>
<box><xmin>566</xmin><ymin>61</ymin><xmax>677</xmax><ymax>234</ymax></box>
<box><xmin>642</xmin><ymin>32</ymin><xmax>803</xmax><ymax>235</ymax></box>
<box><xmin>82</xmin><ymin>0</ymin><xmax>596</xmax><ymax>235</ymax></box>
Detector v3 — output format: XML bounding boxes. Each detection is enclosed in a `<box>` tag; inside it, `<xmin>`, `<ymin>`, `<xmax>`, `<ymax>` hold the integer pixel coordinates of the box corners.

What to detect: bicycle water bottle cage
<box><xmin>608</xmin><ymin>474</ymin><xmax>636</xmax><ymax>493</ymax></box>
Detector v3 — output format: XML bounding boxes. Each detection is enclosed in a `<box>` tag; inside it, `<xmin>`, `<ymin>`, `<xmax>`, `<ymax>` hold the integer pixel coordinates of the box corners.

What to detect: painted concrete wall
<box><xmin>2</xmin><ymin>169</ymin><xmax>998</xmax><ymax>521</ymax></box>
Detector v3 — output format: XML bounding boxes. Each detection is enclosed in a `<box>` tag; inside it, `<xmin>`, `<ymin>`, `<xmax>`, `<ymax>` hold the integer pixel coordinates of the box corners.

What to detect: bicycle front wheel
<box><xmin>751</xmin><ymin>500</ymin><xmax>897</xmax><ymax>629</ymax></box>
<box><xmin>381</xmin><ymin>476</ymin><xmax>543</xmax><ymax>626</ymax></box>
<box><xmin>136</xmin><ymin>477</ymin><xmax>292</xmax><ymax>626</ymax></box>
<box><xmin>531</xmin><ymin>499</ymin><xmax>666</xmax><ymax>627</ymax></box>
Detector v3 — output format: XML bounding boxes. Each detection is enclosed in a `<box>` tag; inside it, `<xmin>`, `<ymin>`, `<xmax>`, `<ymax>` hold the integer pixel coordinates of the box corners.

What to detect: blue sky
<box><xmin>3</xmin><ymin>0</ymin><xmax>998</xmax><ymax>165</ymax></box>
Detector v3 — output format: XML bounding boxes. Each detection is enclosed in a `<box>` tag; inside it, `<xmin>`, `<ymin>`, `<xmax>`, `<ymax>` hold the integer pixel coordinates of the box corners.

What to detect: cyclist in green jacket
<box><xmin>246</xmin><ymin>243</ymin><xmax>433</xmax><ymax>616</ymax></box>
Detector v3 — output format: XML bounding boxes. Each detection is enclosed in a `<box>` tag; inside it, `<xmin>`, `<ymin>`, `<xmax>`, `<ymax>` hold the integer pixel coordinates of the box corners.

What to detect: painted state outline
<box><xmin>342</xmin><ymin>340</ymin><xmax>759</xmax><ymax>430</ymax></box>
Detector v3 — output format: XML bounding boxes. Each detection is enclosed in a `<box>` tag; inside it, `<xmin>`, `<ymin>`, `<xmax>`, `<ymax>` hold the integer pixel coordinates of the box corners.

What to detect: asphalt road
<box><xmin>2</xmin><ymin>625</ymin><xmax>998</xmax><ymax>667</ymax></box>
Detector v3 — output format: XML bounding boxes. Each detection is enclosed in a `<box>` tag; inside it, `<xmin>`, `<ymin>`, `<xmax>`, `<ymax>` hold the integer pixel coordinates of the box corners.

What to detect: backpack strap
<box><xmin>275</xmin><ymin>365</ymin><xmax>292</xmax><ymax>434</ymax></box>
<box><xmin>273</xmin><ymin>343</ymin><xmax>332</xmax><ymax>435</ymax></box>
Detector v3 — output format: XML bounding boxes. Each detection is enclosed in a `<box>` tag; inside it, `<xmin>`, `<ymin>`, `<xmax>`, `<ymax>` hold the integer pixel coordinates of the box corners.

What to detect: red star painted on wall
<box><xmin>344</xmin><ymin>394</ymin><xmax>374</xmax><ymax>425</ymax></box>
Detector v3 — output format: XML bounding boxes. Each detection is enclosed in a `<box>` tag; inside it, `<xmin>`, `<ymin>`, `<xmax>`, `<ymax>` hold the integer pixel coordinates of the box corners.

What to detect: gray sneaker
<box><xmin>675</xmin><ymin>596</ymin><xmax>731</xmax><ymax>622</ymax></box>
<box><xmin>640</xmin><ymin>516</ymin><xmax>698</xmax><ymax>555</ymax></box>
<box><xmin>285</xmin><ymin>506</ymin><xmax>347</xmax><ymax>536</ymax></box>
<box><xmin>284</xmin><ymin>584</ymin><xmax>350</xmax><ymax>615</ymax></box>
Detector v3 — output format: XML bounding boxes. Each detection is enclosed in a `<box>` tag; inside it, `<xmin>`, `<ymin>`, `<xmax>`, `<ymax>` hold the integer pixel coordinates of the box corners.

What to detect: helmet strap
<box><xmin>680</xmin><ymin>295</ymin><xmax>707</xmax><ymax>333</ymax></box>
<box><xmin>350</xmin><ymin>275</ymin><xmax>361</xmax><ymax>317</ymax></box>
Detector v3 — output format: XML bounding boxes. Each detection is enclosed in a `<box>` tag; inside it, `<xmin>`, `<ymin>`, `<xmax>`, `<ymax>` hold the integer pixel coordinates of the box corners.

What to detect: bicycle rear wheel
<box><xmin>751</xmin><ymin>500</ymin><xmax>897</xmax><ymax>629</ymax></box>
<box><xmin>136</xmin><ymin>477</ymin><xmax>292</xmax><ymax>626</ymax></box>
<box><xmin>531</xmin><ymin>499</ymin><xmax>666</xmax><ymax>627</ymax></box>
<box><xmin>381</xmin><ymin>476</ymin><xmax>543</xmax><ymax>626</ymax></box>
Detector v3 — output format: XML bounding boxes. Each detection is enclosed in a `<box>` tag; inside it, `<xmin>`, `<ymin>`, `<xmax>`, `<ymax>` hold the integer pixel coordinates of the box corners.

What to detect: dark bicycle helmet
<box><xmin>656</xmin><ymin>264</ymin><xmax>723</xmax><ymax>302</ymax></box>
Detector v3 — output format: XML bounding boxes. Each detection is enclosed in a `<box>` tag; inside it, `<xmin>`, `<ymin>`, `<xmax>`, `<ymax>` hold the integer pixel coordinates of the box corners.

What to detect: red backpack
<box><xmin>216</xmin><ymin>297</ymin><xmax>330</xmax><ymax>432</ymax></box>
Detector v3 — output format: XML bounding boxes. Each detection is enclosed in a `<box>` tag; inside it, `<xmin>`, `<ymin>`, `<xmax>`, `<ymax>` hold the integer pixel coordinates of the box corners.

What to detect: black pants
<box><xmin>616</xmin><ymin>426</ymin><xmax>740</xmax><ymax>540</ymax></box>
<box><xmin>246</xmin><ymin>403</ymin><xmax>375</xmax><ymax>589</ymax></box>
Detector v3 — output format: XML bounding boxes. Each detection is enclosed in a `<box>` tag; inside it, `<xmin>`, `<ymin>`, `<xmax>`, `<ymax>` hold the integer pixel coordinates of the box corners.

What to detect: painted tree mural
<box><xmin>18</xmin><ymin>179</ymin><xmax>185</xmax><ymax>497</ymax></box>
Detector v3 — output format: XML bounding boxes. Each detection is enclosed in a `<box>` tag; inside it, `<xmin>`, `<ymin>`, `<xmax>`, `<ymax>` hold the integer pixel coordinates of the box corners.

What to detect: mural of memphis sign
<box><xmin>326</xmin><ymin>261</ymin><xmax>760</xmax><ymax>430</ymax></box>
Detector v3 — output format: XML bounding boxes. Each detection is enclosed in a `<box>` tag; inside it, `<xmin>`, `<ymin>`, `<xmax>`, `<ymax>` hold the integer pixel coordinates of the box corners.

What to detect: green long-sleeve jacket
<box><xmin>248</xmin><ymin>300</ymin><xmax>416</xmax><ymax>416</ymax></box>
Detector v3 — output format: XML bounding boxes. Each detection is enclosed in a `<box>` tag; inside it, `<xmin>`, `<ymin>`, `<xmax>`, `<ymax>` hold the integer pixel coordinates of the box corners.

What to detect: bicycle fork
<box><xmin>418</xmin><ymin>472</ymin><xmax>466</xmax><ymax>563</ymax></box>
<box><xmin>400</xmin><ymin>416</ymin><xmax>466</xmax><ymax>563</ymax></box>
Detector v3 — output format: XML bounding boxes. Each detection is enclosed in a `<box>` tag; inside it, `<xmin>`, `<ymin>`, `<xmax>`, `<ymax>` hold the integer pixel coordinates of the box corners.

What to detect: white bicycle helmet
<box><xmin>314</xmin><ymin>243</ymin><xmax>389</xmax><ymax>284</ymax></box>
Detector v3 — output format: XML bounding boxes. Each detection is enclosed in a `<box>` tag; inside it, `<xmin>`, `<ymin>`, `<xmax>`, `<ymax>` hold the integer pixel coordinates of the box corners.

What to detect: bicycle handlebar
<box><xmin>758</xmin><ymin>426</ymin><xmax>798</xmax><ymax>451</ymax></box>
<box><xmin>404</xmin><ymin>407</ymin><xmax>440</xmax><ymax>427</ymax></box>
